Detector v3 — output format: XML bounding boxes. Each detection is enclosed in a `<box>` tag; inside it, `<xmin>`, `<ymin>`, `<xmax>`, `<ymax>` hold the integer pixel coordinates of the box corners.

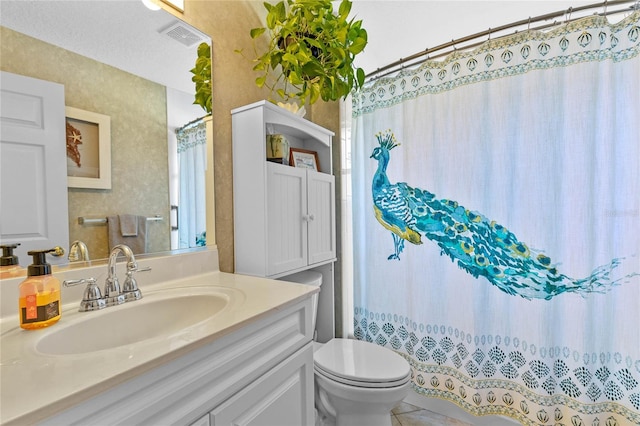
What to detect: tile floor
<box><xmin>391</xmin><ymin>402</ymin><xmax>473</xmax><ymax>426</ymax></box>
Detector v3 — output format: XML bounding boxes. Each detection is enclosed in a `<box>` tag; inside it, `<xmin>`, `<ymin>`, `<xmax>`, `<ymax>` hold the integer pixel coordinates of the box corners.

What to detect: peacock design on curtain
<box><xmin>371</xmin><ymin>130</ymin><xmax>638</xmax><ymax>300</ymax></box>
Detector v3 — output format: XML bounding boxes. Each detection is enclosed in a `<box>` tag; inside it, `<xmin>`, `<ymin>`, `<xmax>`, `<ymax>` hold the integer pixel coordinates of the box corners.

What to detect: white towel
<box><xmin>108</xmin><ymin>215</ymin><xmax>148</xmax><ymax>254</ymax></box>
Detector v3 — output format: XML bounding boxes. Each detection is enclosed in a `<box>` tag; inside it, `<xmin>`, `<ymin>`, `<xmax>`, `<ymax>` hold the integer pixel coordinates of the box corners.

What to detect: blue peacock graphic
<box><xmin>370</xmin><ymin>130</ymin><xmax>638</xmax><ymax>300</ymax></box>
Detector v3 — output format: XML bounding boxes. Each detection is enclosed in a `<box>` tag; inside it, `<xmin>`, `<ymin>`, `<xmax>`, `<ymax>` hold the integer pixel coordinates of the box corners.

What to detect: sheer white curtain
<box><xmin>351</xmin><ymin>13</ymin><xmax>639</xmax><ymax>425</ymax></box>
<box><xmin>176</xmin><ymin>119</ymin><xmax>207</xmax><ymax>248</ymax></box>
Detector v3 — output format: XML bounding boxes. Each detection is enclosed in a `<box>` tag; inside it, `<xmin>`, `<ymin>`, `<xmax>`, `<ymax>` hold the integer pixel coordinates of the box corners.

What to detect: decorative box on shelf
<box><xmin>266</xmin><ymin>134</ymin><xmax>289</xmax><ymax>165</ymax></box>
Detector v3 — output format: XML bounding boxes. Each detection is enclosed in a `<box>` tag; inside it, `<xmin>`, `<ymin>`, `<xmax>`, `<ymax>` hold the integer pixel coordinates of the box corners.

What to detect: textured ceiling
<box><xmin>0</xmin><ymin>0</ymin><xmax>207</xmax><ymax>94</ymax></box>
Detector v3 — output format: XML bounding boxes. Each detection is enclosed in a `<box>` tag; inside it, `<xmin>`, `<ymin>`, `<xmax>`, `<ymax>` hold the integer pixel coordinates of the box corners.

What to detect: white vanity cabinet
<box><xmin>232</xmin><ymin>101</ymin><xmax>336</xmax><ymax>342</ymax></box>
<box><xmin>40</xmin><ymin>297</ymin><xmax>315</xmax><ymax>426</ymax></box>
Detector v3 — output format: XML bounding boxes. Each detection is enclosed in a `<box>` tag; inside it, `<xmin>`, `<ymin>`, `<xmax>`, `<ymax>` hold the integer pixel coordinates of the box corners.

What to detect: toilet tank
<box><xmin>279</xmin><ymin>270</ymin><xmax>322</xmax><ymax>337</ymax></box>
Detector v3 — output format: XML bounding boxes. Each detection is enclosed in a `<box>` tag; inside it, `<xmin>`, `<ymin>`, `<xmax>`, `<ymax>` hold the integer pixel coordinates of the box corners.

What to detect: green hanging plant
<box><xmin>249</xmin><ymin>0</ymin><xmax>368</xmax><ymax>105</ymax></box>
<box><xmin>191</xmin><ymin>42</ymin><xmax>212</xmax><ymax>114</ymax></box>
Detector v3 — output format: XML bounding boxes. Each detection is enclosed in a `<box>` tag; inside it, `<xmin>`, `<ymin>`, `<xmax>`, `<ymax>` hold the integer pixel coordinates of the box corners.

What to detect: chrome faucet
<box><xmin>105</xmin><ymin>244</ymin><xmax>149</xmax><ymax>305</ymax></box>
<box><xmin>63</xmin><ymin>244</ymin><xmax>150</xmax><ymax>312</ymax></box>
<box><xmin>68</xmin><ymin>240</ymin><xmax>90</xmax><ymax>262</ymax></box>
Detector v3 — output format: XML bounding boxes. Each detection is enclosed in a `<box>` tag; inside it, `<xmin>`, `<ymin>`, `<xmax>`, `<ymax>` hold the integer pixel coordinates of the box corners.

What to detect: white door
<box><xmin>0</xmin><ymin>71</ymin><xmax>69</xmax><ymax>267</ymax></box>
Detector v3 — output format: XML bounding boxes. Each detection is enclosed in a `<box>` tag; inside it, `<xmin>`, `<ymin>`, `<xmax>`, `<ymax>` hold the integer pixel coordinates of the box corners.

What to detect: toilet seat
<box><xmin>314</xmin><ymin>339</ymin><xmax>411</xmax><ymax>389</ymax></box>
<box><xmin>315</xmin><ymin>365</ymin><xmax>410</xmax><ymax>388</ymax></box>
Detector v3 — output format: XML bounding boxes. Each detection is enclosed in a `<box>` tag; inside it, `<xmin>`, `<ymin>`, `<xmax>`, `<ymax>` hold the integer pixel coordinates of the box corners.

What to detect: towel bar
<box><xmin>78</xmin><ymin>216</ymin><xmax>163</xmax><ymax>225</ymax></box>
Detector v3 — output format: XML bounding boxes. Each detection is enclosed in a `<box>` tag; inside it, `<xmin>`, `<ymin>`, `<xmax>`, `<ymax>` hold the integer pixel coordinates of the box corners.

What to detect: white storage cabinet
<box><xmin>232</xmin><ymin>101</ymin><xmax>336</xmax><ymax>343</ymax></box>
<box><xmin>232</xmin><ymin>100</ymin><xmax>336</xmax><ymax>278</ymax></box>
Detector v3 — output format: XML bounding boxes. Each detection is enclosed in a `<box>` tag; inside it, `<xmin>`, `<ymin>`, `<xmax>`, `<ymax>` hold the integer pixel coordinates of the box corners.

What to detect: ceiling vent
<box><xmin>159</xmin><ymin>21</ymin><xmax>206</xmax><ymax>48</ymax></box>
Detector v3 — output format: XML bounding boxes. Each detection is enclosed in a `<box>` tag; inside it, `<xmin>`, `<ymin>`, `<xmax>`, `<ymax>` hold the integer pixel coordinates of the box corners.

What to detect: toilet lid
<box><xmin>314</xmin><ymin>339</ymin><xmax>411</xmax><ymax>387</ymax></box>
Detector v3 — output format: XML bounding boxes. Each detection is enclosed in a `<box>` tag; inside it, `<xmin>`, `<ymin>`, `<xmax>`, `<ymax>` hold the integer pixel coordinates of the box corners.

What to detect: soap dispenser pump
<box><xmin>0</xmin><ymin>243</ymin><xmax>23</xmax><ymax>279</ymax></box>
<box><xmin>19</xmin><ymin>249</ymin><xmax>61</xmax><ymax>329</ymax></box>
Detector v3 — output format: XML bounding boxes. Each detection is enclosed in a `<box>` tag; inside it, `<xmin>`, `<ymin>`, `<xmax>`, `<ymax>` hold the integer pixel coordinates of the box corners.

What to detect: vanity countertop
<box><xmin>0</xmin><ymin>270</ymin><xmax>317</xmax><ymax>425</ymax></box>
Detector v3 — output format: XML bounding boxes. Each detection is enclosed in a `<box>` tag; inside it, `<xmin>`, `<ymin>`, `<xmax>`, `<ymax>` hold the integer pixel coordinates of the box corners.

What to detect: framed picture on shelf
<box><xmin>65</xmin><ymin>106</ymin><xmax>111</xmax><ymax>189</ymax></box>
<box><xmin>290</xmin><ymin>148</ymin><xmax>320</xmax><ymax>171</ymax></box>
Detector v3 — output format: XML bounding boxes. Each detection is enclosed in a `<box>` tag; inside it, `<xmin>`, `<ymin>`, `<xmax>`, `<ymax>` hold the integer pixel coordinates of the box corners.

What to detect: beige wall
<box><xmin>1</xmin><ymin>27</ymin><xmax>171</xmax><ymax>260</ymax></box>
<box><xmin>178</xmin><ymin>1</ymin><xmax>341</xmax><ymax>274</ymax></box>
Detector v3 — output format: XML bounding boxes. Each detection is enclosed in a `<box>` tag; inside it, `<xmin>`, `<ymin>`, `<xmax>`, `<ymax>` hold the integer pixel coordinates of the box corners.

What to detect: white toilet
<box><xmin>281</xmin><ymin>271</ymin><xmax>412</xmax><ymax>426</ymax></box>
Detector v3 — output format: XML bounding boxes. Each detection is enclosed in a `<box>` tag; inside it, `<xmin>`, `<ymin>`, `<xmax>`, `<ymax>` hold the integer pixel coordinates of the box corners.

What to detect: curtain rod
<box><xmin>176</xmin><ymin>114</ymin><xmax>209</xmax><ymax>133</ymax></box>
<box><xmin>366</xmin><ymin>0</ymin><xmax>639</xmax><ymax>80</ymax></box>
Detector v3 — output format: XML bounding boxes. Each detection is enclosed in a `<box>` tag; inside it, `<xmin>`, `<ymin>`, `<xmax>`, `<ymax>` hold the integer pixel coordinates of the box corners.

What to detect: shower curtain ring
<box><xmin>527</xmin><ymin>17</ymin><xmax>531</xmax><ymax>32</ymax></box>
<box><xmin>565</xmin><ymin>7</ymin><xmax>573</xmax><ymax>24</ymax></box>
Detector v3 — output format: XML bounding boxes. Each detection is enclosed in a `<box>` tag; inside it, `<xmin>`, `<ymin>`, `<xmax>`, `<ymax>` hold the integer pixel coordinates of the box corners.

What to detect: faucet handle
<box><xmin>122</xmin><ymin>266</ymin><xmax>150</xmax><ymax>302</ymax></box>
<box><xmin>63</xmin><ymin>278</ymin><xmax>106</xmax><ymax>312</ymax></box>
<box><xmin>122</xmin><ymin>275</ymin><xmax>142</xmax><ymax>302</ymax></box>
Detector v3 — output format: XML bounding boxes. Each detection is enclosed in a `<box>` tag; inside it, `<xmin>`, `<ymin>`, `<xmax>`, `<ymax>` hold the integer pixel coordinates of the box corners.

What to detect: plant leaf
<box><xmin>288</xmin><ymin>70</ymin><xmax>304</xmax><ymax>85</ymax></box>
<box><xmin>270</xmin><ymin>51</ymin><xmax>284</xmax><ymax>69</ymax></box>
<box><xmin>309</xmin><ymin>82</ymin><xmax>321</xmax><ymax>104</ymax></box>
<box><xmin>348</xmin><ymin>37</ymin><xmax>367</xmax><ymax>54</ymax></box>
<box><xmin>338</xmin><ymin>0</ymin><xmax>351</xmax><ymax>19</ymax></box>
<box><xmin>305</xmin><ymin>37</ymin><xmax>322</xmax><ymax>48</ymax></box>
<box><xmin>274</xmin><ymin>1</ymin><xmax>286</xmax><ymax>22</ymax></box>
<box><xmin>266</xmin><ymin>10</ymin><xmax>276</xmax><ymax>29</ymax></box>
<box><xmin>197</xmin><ymin>42</ymin><xmax>210</xmax><ymax>57</ymax></box>
<box><xmin>356</xmin><ymin>67</ymin><xmax>365</xmax><ymax>88</ymax></box>
<box><xmin>296</xmin><ymin>48</ymin><xmax>312</xmax><ymax>64</ymax></box>
<box><xmin>282</xmin><ymin>52</ymin><xmax>298</xmax><ymax>66</ymax></box>
<box><xmin>250</xmin><ymin>28</ymin><xmax>266</xmax><ymax>39</ymax></box>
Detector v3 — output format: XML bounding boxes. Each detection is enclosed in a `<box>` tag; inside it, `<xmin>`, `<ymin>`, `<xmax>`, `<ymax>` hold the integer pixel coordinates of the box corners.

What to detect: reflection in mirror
<box><xmin>0</xmin><ymin>0</ymin><xmax>211</xmax><ymax>268</ymax></box>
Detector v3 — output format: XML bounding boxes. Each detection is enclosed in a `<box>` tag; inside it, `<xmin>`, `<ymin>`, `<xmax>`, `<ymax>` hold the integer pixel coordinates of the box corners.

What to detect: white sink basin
<box><xmin>35</xmin><ymin>286</ymin><xmax>237</xmax><ymax>355</ymax></box>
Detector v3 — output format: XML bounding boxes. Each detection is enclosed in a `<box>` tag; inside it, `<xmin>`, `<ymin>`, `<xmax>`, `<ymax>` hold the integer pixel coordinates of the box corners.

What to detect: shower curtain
<box><xmin>351</xmin><ymin>13</ymin><xmax>639</xmax><ymax>425</ymax></box>
<box><xmin>176</xmin><ymin>119</ymin><xmax>207</xmax><ymax>248</ymax></box>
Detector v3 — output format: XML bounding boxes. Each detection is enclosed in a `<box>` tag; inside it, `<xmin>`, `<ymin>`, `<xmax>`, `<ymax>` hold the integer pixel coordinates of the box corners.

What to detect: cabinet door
<box><xmin>210</xmin><ymin>344</ymin><xmax>315</xmax><ymax>426</ymax></box>
<box><xmin>307</xmin><ymin>171</ymin><xmax>336</xmax><ymax>265</ymax></box>
<box><xmin>266</xmin><ymin>163</ymin><xmax>308</xmax><ymax>275</ymax></box>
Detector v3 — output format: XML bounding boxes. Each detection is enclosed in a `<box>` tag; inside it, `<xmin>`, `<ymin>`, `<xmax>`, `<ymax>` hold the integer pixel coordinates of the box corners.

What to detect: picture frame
<box><xmin>289</xmin><ymin>148</ymin><xmax>320</xmax><ymax>172</ymax></box>
<box><xmin>65</xmin><ymin>106</ymin><xmax>112</xmax><ymax>189</ymax></box>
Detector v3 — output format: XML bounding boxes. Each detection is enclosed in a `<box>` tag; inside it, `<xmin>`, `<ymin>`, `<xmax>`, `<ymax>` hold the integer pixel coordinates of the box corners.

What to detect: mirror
<box><xmin>1</xmin><ymin>1</ymin><xmax>211</xmax><ymax>266</ymax></box>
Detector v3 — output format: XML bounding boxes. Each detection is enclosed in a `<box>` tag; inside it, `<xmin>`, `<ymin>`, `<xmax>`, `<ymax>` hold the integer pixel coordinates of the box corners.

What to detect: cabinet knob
<box><xmin>302</xmin><ymin>215</ymin><xmax>309</xmax><ymax>222</ymax></box>
<box><xmin>309</xmin><ymin>214</ymin><xmax>315</xmax><ymax>221</ymax></box>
